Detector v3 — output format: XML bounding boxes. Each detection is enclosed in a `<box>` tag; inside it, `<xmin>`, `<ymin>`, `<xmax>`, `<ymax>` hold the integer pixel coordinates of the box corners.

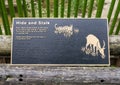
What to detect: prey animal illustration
<box><xmin>81</xmin><ymin>34</ymin><xmax>105</xmax><ymax>59</ymax></box>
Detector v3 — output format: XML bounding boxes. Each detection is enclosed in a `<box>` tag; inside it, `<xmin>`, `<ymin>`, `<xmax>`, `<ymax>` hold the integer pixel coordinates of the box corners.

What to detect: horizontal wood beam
<box><xmin>109</xmin><ymin>35</ymin><xmax>120</xmax><ymax>56</ymax></box>
<box><xmin>0</xmin><ymin>36</ymin><xmax>11</xmax><ymax>56</ymax></box>
<box><xmin>0</xmin><ymin>35</ymin><xmax>120</xmax><ymax>57</ymax></box>
<box><xmin>0</xmin><ymin>66</ymin><xmax>119</xmax><ymax>84</ymax></box>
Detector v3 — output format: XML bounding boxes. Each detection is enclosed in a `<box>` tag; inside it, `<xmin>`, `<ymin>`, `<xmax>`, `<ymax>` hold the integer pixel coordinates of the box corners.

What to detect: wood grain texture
<box><xmin>109</xmin><ymin>35</ymin><xmax>120</xmax><ymax>56</ymax></box>
<box><xmin>0</xmin><ymin>66</ymin><xmax>119</xmax><ymax>84</ymax></box>
<box><xmin>0</xmin><ymin>36</ymin><xmax>11</xmax><ymax>56</ymax></box>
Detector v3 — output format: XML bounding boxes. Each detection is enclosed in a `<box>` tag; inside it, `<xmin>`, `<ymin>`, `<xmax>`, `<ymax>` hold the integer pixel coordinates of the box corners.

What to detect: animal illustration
<box><xmin>85</xmin><ymin>34</ymin><xmax>105</xmax><ymax>59</ymax></box>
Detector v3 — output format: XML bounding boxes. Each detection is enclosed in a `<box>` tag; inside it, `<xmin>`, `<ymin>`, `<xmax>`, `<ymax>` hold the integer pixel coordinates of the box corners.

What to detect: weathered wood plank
<box><xmin>0</xmin><ymin>66</ymin><xmax>119</xmax><ymax>84</ymax></box>
<box><xmin>0</xmin><ymin>36</ymin><xmax>11</xmax><ymax>56</ymax></box>
<box><xmin>109</xmin><ymin>35</ymin><xmax>120</xmax><ymax>56</ymax></box>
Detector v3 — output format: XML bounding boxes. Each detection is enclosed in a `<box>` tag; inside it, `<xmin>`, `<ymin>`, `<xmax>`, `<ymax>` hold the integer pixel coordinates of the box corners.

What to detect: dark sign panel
<box><xmin>12</xmin><ymin>18</ymin><xmax>110</xmax><ymax>66</ymax></box>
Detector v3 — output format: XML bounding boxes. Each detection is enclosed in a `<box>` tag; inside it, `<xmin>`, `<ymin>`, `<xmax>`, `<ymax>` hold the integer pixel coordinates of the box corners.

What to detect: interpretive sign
<box><xmin>12</xmin><ymin>18</ymin><xmax>110</xmax><ymax>66</ymax></box>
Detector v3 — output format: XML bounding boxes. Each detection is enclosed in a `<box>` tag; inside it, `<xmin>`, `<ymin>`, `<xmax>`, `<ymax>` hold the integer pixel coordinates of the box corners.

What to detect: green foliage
<box><xmin>67</xmin><ymin>0</ymin><xmax>72</xmax><ymax>17</ymax></box>
<box><xmin>72</xmin><ymin>0</ymin><xmax>84</xmax><ymax>11</ymax></box>
<box><xmin>107</xmin><ymin>0</ymin><xmax>116</xmax><ymax>23</ymax></box>
<box><xmin>82</xmin><ymin>0</ymin><xmax>88</xmax><ymax>17</ymax></box>
<box><xmin>31</xmin><ymin>0</ymin><xmax>35</xmax><ymax>17</ymax></box>
<box><xmin>54</xmin><ymin>0</ymin><xmax>59</xmax><ymax>17</ymax></box>
<box><xmin>74</xmin><ymin>0</ymin><xmax>80</xmax><ymax>17</ymax></box>
<box><xmin>23</xmin><ymin>0</ymin><xmax>28</xmax><ymax>17</ymax></box>
<box><xmin>96</xmin><ymin>0</ymin><xmax>105</xmax><ymax>17</ymax></box>
<box><xmin>25</xmin><ymin>0</ymin><xmax>93</xmax><ymax>18</ymax></box>
<box><xmin>46</xmin><ymin>0</ymin><xmax>50</xmax><ymax>17</ymax></box>
<box><xmin>60</xmin><ymin>0</ymin><xmax>65</xmax><ymax>17</ymax></box>
<box><xmin>115</xmin><ymin>21</ymin><xmax>120</xmax><ymax>35</ymax></box>
<box><xmin>0</xmin><ymin>0</ymin><xmax>11</xmax><ymax>35</ymax></box>
<box><xmin>0</xmin><ymin>0</ymin><xmax>119</xmax><ymax>35</ymax></box>
<box><xmin>8</xmin><ymin>0</ymin><xmax>15</xmax><ymax>20</ymax></box>
<box><xmin>88</xmin><ymin>0</ymin><xmax>94</xmax><ymax>17</ymax></box>
<box><xmin>16</xmin><ymin>0</ymin><xmax>23</xmax><ymax>17</ymax></box>
<box><xmin>0</xmin><ymin>25</ymin><xmax>2</xmax><ymax>35</ymax></box>
<box><xmin>70</xmin><ymin>0</ymin><xmax>83</xmax><ymax>17</ymax></box>
<box><xmin>38</xmin><ymin>0</ymin><xmax>42</xmax><ymax>17</ymax></box>
<box><xmin>26</xmin><ymin>0</ymin><xmax>46</xmax><ymax>17</ymax></box>
<box><xmin>109</xmin><ymin>0</ymin><xmax>120</xmax><ymax>35</ymax></box>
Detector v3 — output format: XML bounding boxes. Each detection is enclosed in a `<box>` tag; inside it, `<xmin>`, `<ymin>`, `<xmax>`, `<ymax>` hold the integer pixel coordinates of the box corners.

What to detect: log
<box><xmin>0</xmin><ymin>35</ymin><xmax>11</xmax><ymax>56</ymax></box>
<box><xmin>109</xmin><ymin>35</ymin><xmax>120</xmax><ymax>56</ymax></box>
<box><xmin>0</xmin><ymin>66</ymin><xmax>119</xmax><ymax>84</ymax></box>
<box><xmin>0</xmin><ymin>35</ymin><xmax>120</xmax><ymax>57</ymax></box>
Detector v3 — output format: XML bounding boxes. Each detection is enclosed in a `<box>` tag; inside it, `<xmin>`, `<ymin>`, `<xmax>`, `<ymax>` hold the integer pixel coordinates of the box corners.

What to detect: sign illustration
<box><xmin>81</xmin><ymin>34</ymin><xmax>105</xmax><ymax>59</ymax></box>
<box><xmin>54</xmin><ymin>24</ymin><xmax>79</xmax><ymax>37</ymax></box>
<box><xmin>12</xmin><ymin>18</ymin><xmax>110</xmax><ymax>66</ymax></box>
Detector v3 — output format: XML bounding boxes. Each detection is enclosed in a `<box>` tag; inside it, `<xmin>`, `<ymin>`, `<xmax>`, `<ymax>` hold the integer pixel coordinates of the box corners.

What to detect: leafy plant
<box><xmin>23</xmin><ymin>0</ymin><xmax>28</xmax><ymax>17</ymax></box>
<box><xmin>82</xmin><ymin>0</ymin><xmax>87</xmax><ymax>17</ymax></box>
<box><xmin>107</xmin><ymin>0</ymin><xmax>116</xmax><ymax>23</ymax></box>
<box><xmin>67</xmin><ymin>0</ymin><xmax>72</xmax><ymax>17</ymax></box>
<box><xmin>115</xmin><ymin>21</ymin><xmax>120</xmax><ymax>35</ymax></box>
<box><xmin>31</xmin><ymin>0</ymin><xmax>35</xmax><ymax>17</ymax></box>
<box><xmin>16</xmin><ymin>0</ymin><xmax>23</xmax><ymax>17</ymax></box>
<box><xmin>0</xmin><ymin>0</ymin><xmax>11</xmax><ymax>35</ymax></box>
<box><xmin>60</xmin><ymin>0</ymin><xmax>65</xmax><ymax>17</ymax></box>
<box><xmin>95</xmin><ymin>0</ymin><xmax>105</xmax><ymax>17</ymax></box>
<box><xmin>46</xmin><ymin>0</ymin><xmax>50</xmax><ymax>17</ymax></box>
<box><xmin>87</xmin><ymin>0</ymin><xmax>94</xmax><ymax>17</ymax></box>
<box><xmin>54</xmin><ymin>0</ymin><xmax>59</xmax><ymax>17</ymax></box>
<box><xmin>0</xmin><ymin>25</ymin><xmax>2</xmax><ymax>35</ymax></box>
<box><xmin>109</xmin><ymin>0</ymin><xmax>120</xmax><ymax>35</ymax></box>
<box><xmin>8</xmin><ymin>0</ymin><xmax>15</xmax><ymax>20</ymax></box>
